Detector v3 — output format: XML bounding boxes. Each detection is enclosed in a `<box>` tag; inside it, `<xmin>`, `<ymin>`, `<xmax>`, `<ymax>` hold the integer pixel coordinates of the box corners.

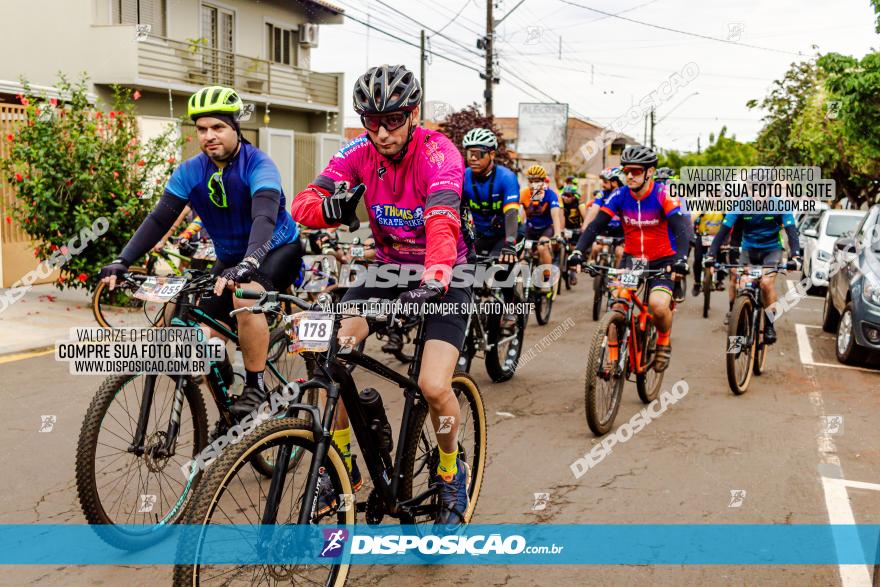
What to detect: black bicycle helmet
<box><xmin>620</xmin><ymin>144</ymin><xmax>658</xmax><ymax>168</ymax></box>
<box><xmin>353</xmin><ymin>64</ymin><xmax>422</xmax><ymax>115</ymax></box>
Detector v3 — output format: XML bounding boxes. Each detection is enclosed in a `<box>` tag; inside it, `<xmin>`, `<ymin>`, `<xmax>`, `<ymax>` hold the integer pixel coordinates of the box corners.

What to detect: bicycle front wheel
<box><xmin>726</xmin><ymin>296</ymin><xmax>756</xmax><ymax>395</ymax></box>
<box><xmin>702</xmin><ymin>271</ymin><xmax>712</xmax><ymax>319</ymax></box>
<box><xmin>172</xmin><ymin>418</ymin><xmax>354</xmax><ymax>587</ymax></box>
<box><xmin>592</xmin><ymin>273</ymin><xmax>606</xmax><ymax>321</ymax></box>
<box><xmin>92</xmin><ymin>267</ymin><xmax>167</xmax><ymax>328</ymax></box>
<box><xmin>76</xmin><ymin>374</ymin><xmax>208</xmax><ymax>549</ymax></box>
<box><xmin>584</xmin><ymin>311</ymin><xmax>627</xmax><ymax>436</ymax></box>
<box><xmin>399</xmin><ymin>372</ymin><xmax>487</xmax><ymax>526</ymax></box>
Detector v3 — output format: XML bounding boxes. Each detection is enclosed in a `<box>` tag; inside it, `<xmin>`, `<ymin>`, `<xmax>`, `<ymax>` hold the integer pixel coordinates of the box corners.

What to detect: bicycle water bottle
<box><xmin>358</xmin><ymin>388</ymin><xmax>394</xmax><ymax>456</ymax></box>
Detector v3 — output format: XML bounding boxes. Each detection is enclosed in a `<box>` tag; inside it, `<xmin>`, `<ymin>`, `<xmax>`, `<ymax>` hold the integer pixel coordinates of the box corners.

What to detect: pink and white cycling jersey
<box><xmin>292</xmin><ymin>126</ymin><xmax>469</xmax><ymax>278</ymax></box>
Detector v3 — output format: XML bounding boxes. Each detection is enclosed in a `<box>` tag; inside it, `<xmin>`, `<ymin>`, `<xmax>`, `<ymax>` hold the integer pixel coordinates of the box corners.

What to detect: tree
<box><xmin>1</xmin><ymin>75</ymin><xmax>182</xmax><ymax>291</ymax></box>
<box><xmin>438</xmin><ymin>103</ymin><xmax>514</xmax><ymax>169</ymax></box>
<box><xmin>658</xmin><ymin>127</ymin><xmax>756</xmax><ymax>171</ymax></box>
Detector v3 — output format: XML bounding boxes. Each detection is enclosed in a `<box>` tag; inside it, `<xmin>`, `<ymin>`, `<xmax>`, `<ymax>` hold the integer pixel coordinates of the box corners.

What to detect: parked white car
<box><xmin>802</xmin><ymin>209</ymin><xmax>866</xmax><ymax>292</ymax></box>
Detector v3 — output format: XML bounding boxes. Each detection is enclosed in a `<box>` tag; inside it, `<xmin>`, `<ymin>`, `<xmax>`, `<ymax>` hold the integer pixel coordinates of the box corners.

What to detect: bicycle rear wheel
<box><xmin>635</xmin><ymin>316</ymin><xmax>664</xmax><ymax>404</ymax></box>
<box><xmin>753</xmin><ymin>309</ymin><xmax>768</xmax><ymax>375</ymax></box>
<box><xmin>702</xmin><ymin>271</ymin><xmax>712</xmax><ymax>319</ymax></box>
<box><xmin>76</xmin><ymin>374</ymin><xmax>207</xmax><ymax>549</ymax></box>
<box><xmin>172</xmin><ymin>418</ymin><xmax>354</xmax><ymax>587</ymax></box>
<box><xmin>584</xmin><ymin>311</ymin><xmax>627</xmax><ymax>436</ymax></box>
<box><xmin>726</xmin><ymin>296</ymin><xmax>756</xmax><ymax>395</ymax></box>
<box><xmin>399</xmin><ymin>372</ymin><xmax>487</xmax><ymax>526</ymax></box>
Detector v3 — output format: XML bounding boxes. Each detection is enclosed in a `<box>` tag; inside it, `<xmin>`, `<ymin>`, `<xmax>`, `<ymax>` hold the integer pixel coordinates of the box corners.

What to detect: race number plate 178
<box><xmin>133</xmin><ymin>276</ymin><xmax>187</xmax><ymax>302</ymax></box>
<box><xmin>286</xmin><ymin>311</ymin><xmax>334</xmax><ymax>353</ymax></box>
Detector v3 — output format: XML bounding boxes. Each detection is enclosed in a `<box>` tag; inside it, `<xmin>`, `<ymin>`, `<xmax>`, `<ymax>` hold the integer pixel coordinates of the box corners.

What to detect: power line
<box><xmin>374</xmin><ymin>0</ymin><xmax>485</xmax><ymax>59</ymax></box>
<box><xmin>434</xmin><ymin>0</ymin><xmax>471</xmax><ymax>34</ymax></box>
<box><xmin>339</xmin><ymin>11</ymin><xmax>484</xmax><ymax>74</ymax></box>
<box><xmin>556</xmin><ymin>0</ymin><xmax>806</xmax><ymax>56</ymax></box>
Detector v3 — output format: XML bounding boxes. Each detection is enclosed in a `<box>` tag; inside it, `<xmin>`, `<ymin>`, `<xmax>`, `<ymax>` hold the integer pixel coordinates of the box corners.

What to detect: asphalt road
<box><xmin>2</xmin><ymin>275</ymin><xmax>879</xmax><ymax>586</ymax></box>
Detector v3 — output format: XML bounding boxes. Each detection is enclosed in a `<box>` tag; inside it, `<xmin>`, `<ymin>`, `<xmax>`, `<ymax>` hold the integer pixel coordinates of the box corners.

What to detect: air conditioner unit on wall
<box><xmin>299</xmin><ymin>23</ymin><xmax>319</xmax><ymax>48</ymax></box>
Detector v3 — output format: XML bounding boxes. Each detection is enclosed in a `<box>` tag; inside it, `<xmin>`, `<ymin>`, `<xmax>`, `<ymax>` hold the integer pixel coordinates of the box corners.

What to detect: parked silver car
<box><xmin>802</xmin><ymin>209</ymin><xmax>865</xmax><ymax>293</ymax></box>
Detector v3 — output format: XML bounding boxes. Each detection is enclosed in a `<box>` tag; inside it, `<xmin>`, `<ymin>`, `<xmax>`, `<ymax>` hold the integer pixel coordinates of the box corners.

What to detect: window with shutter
<box><xmin>266</xmin><ymin>23</ymin><xmax>299</xmax><ymax>67</ymax></box>
<box><xmin>112</xmin><ymin>0</ymin><xmax>165</xmax><ymax>37</ymax></box>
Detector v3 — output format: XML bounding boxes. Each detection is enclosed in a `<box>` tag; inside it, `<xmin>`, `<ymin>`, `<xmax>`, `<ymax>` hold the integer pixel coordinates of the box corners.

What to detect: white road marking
<box><xmin>795</xmin><ymin>324</ymin><xmax>879</xmax><ymax>372</ymax></box>
<box><xmin>798</xmin><ymin>323</ymin><xmax>875</xmax><ymax>585</ymax></box>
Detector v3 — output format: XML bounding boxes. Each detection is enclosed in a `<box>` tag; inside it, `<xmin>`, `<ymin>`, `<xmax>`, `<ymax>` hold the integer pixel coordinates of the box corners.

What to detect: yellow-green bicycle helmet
<box><xmin>187</xmin><ymin>86</ymin><xmax>242</xmax><ymax>119</ymax></box>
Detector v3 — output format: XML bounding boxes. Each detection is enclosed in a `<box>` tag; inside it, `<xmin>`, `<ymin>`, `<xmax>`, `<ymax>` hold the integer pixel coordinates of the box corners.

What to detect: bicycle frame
<box><xmin>125</xmin><ymin>274</ymin><xmax>295</xmax><ymax>460</ymax></box>
<box><xmin>266</xmin><ymin>310</ymin><xmax>438</xmax><ymax>526</ymax></box>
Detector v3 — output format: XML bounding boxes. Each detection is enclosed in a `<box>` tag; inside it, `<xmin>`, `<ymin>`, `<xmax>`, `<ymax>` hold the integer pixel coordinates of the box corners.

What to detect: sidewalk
<box><xmin>0</xmin><ymin>284</ymin><xmax>95</xmax><ymax>355</ymax></box>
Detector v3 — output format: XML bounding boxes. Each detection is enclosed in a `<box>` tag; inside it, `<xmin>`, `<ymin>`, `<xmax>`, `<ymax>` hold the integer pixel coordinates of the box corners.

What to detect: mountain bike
<box><xmin>521</xmin><ymin>238</ymin><xmax>560</xmax><ymax>326</ymax></box>
<box><xmin>76</xmin><ymin>270</ymin><xmax>315</xmax><ymax>550</ymax></box>
<box><xmin>716</xmin><ymin>261</ymin><xmax>794</xmax><ymax>395</ymax></box>
<box><xmin>172</xmin><ymin>289</ymin><xmax>487</xmax><ymax>587</ymax></box>
<box><xmin>582</xmin><ymin>264</ymin><xmax>673</xmax><ymax>436</ymax></box>
<box><xmin>591</xmin><ymin>235</ymin><xmax>621</xmax><ymax>321</ymax></box>
<box><xmin>701</xmin><ymin>243</ymin><xmax>732</xmax><ymax>319</ymax></box>
<box><xmin>91</xmin><ymin>241</ymin><xmax>215</xmax><ymax>328</ymax></box>
<box><xmin>457</xmin><ymin>253</ymin><xmax>527</xmax><ymax>382</ymax></box>
<box><xmin>561</xmin><ymin>228</ymin><xmax>581</xmax><ymax>291</ymax></box>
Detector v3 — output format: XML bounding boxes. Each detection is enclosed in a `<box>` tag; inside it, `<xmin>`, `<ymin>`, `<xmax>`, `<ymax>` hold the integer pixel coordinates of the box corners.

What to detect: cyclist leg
<box><xmin>228</xmin><ymin>241</ymin><xmax>304</xmax><ymax>416</ymax></box>
<box><xmin>756</xmin><ymin>249</ymin><xmax>783</xmax><ymax>343</ymax></box>
<box><xmin>421</xmin><ymin>285</ymin><xmax>473</xmax><ymax>525</ymax></box>
<box><xmin>693</xmin><ymin>236</ymin><xmax>704</xmax><ymax>295</ymax></box>
<box><xmin>646</xmin><ymin>257</ymin><xmax>676</xmax><ymax>371</ymax></box>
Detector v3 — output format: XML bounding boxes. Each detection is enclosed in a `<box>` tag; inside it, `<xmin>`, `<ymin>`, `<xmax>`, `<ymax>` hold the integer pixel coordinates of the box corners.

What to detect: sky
<box><xmin>310</xmin><ymin>0</ymin><xmax>879</xmax><ymax>154</ymax></box>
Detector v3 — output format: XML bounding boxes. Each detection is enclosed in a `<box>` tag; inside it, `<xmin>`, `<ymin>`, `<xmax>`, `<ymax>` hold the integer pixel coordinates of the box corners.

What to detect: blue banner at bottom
<box><xmin>2</xmin><ymin>525</ymin><xmax>880</xmax><ymax>565</ymax></box>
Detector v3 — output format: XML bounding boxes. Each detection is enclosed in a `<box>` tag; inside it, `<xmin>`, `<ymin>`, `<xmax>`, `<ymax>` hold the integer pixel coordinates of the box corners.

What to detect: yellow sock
<box><xmin>437</xmin><ymin>446</ymin><xmax>458</xmax><ymax>479</ymax></box>
<box><xmin>332</xmin><ymin>426</ymin><xmax>352</xmax><ymax>472</ymax></box>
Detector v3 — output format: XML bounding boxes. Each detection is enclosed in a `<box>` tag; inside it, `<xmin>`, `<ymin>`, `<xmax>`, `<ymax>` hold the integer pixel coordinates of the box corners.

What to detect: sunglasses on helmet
<box><xmin>361</xmin><ymin>112</ymin><xmax>410</xmax><ymax>133</ymax></box>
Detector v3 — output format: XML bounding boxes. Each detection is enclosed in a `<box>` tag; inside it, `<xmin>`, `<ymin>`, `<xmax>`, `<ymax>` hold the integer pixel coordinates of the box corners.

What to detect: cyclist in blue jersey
<box><xmin>100</xmin><ymin>85</ymin><xmax>303</xmax><ymax>416</ymax></box>
<box><xmin>705</xmin><ymin>212</ymin><xmax>802</xmax><ymax>344</ymax></box>
<box><xmin>520</xmin><ymin>164</ymin><xmax>564</xmax><ymax>292</ymax></box>
<box><xmin>461</xmin><ymin>128</ymin><xmax>520</xmax><ymax>264</ymax></box>
<box><xmin>584</xmin><ymin>167</ymin><xmax>625</xmax><ymax>266</ymax></box>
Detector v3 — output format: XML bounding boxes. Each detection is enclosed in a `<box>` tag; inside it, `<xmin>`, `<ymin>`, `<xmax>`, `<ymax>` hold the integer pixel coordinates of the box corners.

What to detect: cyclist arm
<box><xmin>291</xmin><ymin>144</ymin><xmax>361</xmax><ymax>228</ymax></box>
<box><xmin>118</xmin><ymin>192</ymin><xmax>188</xmax><ymax>265</ymax></box>
<box><xmin>709</xmin><ymin>213</ymin><xmax>738</xmax><ymax>258</ymax></box>
<box><xmin>422</xmin><ymin>143</ymin><xmax>466</xmax><ymax>288</ymax></box>
<box><xmin>546</xmin><ymin>190</ymin><xmax>563</xmax><ymax>237</ymax></box>
<box><xmin>154</xmin><ymin>205</ymin><xmax>191</xmax><ymax>250</ymax></box>
<box><xmin>243</xmin><ymin>189</ymin><xmax>282</xmax><ymax>264</ymax></box>
<box><xmin>575</xmin><ymin>210</ymin><xmax>612</xmax><ymax>254</ymax></box>
<box><xmin>782</xmin><ymin>215</ymin><xmax>801</xmax><ymax>257</ymax></box>
<box><xmin>582</xmin><ymin>202</ymin><xmax>600</xmax><ymax>227</ymax></box>
<box><xmin>668</xmin><ymin>212</ymin><xmax>691</xmax><ymax>259</ymax></box>
<box><xmin>502</xmin><ymin>172</ymin><xmax>521</xmax><ymax>244</ymax></box>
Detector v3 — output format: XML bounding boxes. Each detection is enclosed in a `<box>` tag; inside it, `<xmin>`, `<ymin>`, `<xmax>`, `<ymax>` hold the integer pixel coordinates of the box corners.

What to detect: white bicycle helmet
<box><xmin>462</xmin><ymin>128</ymin><xmax>498</xmax><ymax>150</ymax></box>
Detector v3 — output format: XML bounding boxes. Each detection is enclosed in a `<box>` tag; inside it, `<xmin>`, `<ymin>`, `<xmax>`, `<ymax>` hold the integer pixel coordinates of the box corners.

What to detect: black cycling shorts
<box><xmin>197</xmin><ymin>241</ymin><xmax>303</xmax><ymax>332</ymax></box>
<box><xmin>524</xmin><ymin>225</ymin><xmax>554</xmax><ymax>240</ymax></box>
<box><xmin>341</xmin><ymin>267</ymin><xmax>473</xmax><ymax>350</ymax></box>
<box><xmin>620</xmin><ymin>254</ymin><xmax>676</xmax><ymax>297</ymax></box>
<box><xmin>474</xmin><ymin>235</ymin><xmax>506</xmax><ymax>257</ymax></box>
<box><xmin>739</xmin><ymin>248</ymin><xmax>783</xmax><ymax>267</ymax></box>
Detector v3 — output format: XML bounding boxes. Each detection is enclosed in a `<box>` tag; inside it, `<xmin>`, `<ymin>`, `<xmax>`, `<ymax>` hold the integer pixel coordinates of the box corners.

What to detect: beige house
<box><xmin>0</xmin><ymin>0</ymin><xmax>346</xmax><ymax>287</ymax></box>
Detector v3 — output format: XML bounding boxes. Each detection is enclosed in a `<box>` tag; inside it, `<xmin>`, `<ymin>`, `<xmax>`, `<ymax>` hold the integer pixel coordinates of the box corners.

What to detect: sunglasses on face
<box><xmin>361</xmin><ymin>112</ymin><xmax>409</xmax><ymax>133</ymax></box>
<box><xmin>208</xmin><ymin>170</ymin><xmax>228</xmax><ymax>208</ymax></box>
<box><xmin>622</xmin><ymin>167</ymin><xmax>646</xmax><ymax>177</ymax></box>
<box><xmin>466</xmin><ymin>148</ymin><xmax>491</xmax><ymax>160</ymax></box>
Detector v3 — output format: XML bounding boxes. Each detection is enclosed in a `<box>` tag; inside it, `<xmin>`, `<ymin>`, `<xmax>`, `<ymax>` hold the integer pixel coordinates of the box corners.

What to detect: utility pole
<box><xmin>558</xmin><ymin>37</ymin><xmax>562</xmax><ymax>60</ymax></box>
<box><xmin>484</xmin><ymin>0</ymin><xmax>494</xmax><ymax>116</ymax></box>
<box><xmin>649</xmin><ymin>106</ymin><xmax>655</xmax><ymax>149</ymax></box>
<box><xmin>420</xmin><ymin>29</ymin><xmax>426</xmax><ymax>124</ymax></box>
<box><xmin>643</xmin><ymin>112</ymin><xmax>648</xmax><ymax>144</ymax></box>
<box><xmin>697</xmin><ymin>135</ymin><xmax>701</xmax><ymax>154</ymax></box>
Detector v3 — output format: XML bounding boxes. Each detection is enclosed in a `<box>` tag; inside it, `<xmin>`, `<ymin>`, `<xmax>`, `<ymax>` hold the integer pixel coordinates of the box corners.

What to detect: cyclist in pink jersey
<box><xmin>291</xmin><ymin>64</ymin><xmax>472</xmax><ymax>526</ymax></box>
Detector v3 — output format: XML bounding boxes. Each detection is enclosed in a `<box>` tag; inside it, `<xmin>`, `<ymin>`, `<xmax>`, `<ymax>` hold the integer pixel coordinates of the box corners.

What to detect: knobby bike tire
<box><xmin>76</xmin><ymin>374</ymin><xmax>208</xmax><ymax>550</ymax></box>
<box><xmin>726</xmin><ymin>296</ymin><xmax>756</xmax><ymax>395</ymax></box>
<box><xmin>485</xmin><ymin>291</ymin><xmax>527</xmax><ymax>383</ymax></box>
<box><xmin>635</xmin><ymin>315</ymin><xmax>664</xmax><ymax>404</ymax></box>
<box><xmin>592</xmin><ymin>273</ymin><xmax>606</xmax><ymax>322</ymax></box>
<box><xmin>398</xmin><ymin>372</ymin><xmax>487</xmax><ymax>526</ymax></box>
<box><xmin>172</xmin><ymin>418</ymin><xmax>354</xmax><ymax>587</ymax></box>
<box><xmin>702</xmin><ymin>271</ymin><xmax>712</xmax><ymax>319</ymax></box>
<box><xmin>584</xmin><ymin>311</ymin><xmax>627</xmax><ymax>436</ymax></box>
<box><xmin>753</xmin><ymin>307</ymin><xmax>768</xmax><ymax>376</ymax></box>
